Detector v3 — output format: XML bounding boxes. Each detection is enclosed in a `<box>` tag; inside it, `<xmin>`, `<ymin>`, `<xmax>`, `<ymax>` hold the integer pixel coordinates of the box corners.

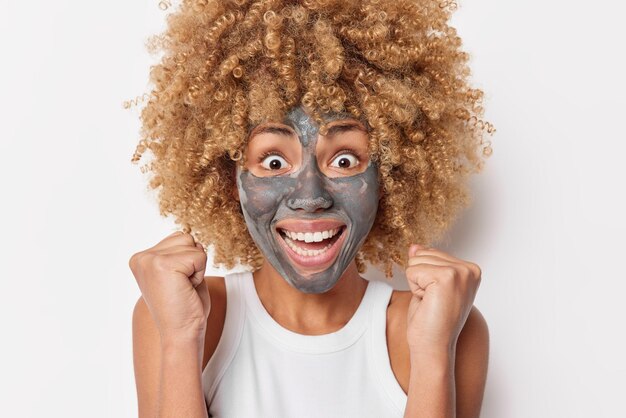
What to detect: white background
<box><xmin>1</xmin><ymin>1</ymin><xmax>624</xmax><ymax>417</ymax></box>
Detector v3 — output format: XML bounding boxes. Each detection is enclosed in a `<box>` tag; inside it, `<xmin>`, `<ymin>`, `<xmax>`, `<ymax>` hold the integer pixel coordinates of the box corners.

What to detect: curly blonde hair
<box><xmin>131</xmin><ymin>0</ymin><xmax>494</xmax><ymax>277</ymax></box>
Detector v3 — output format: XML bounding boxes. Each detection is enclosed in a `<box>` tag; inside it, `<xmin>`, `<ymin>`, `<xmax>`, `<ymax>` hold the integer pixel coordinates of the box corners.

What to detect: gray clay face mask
<box><xmin>236</xmin><ymin>106</ymin><xmax>379</xmax><ymax>293</ymax></box>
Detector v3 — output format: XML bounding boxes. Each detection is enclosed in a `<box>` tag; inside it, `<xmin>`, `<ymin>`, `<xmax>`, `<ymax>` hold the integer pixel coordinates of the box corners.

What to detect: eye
<box><xmin>260</xmin><ymin>153</ymin><xmax>289</xmax><ymax>171</ymax></box>
<box><xmin>330</xmin><ymin>152</ymin><xmax>359</xmax><ymax>169</ymax></box>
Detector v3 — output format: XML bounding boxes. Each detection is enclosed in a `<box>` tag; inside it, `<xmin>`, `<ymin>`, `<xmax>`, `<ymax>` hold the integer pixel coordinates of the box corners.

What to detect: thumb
<box><xmin>191</xmin><ymin>242</ymin><xmax>207</xmax><ymax>287</ymax></box>
<box><xmin>408</xmin><ymin>243</ymin><xmax>425</xmax><ymax>258</ymax></box>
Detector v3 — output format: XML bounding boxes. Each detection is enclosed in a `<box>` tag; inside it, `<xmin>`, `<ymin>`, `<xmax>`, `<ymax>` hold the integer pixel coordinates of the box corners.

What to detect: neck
<box><xmin>252</xmin><ymin>260</ymin><xmax>369</xmax><ymax>335</ymax></box>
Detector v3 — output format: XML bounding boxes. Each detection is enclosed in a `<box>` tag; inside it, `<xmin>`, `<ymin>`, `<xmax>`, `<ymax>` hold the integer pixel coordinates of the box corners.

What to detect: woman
<box><xmin>129</xmin><ymin>1</ymin><xmax>492</xmax><ymax>416</ymax></box>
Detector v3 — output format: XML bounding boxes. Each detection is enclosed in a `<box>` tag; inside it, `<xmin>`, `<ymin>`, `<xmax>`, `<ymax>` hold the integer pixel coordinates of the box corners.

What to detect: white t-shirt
<box><xmin>202</xmin><ymin>271</ymin><xmax>408</xmax><ymax>418</ymax></box>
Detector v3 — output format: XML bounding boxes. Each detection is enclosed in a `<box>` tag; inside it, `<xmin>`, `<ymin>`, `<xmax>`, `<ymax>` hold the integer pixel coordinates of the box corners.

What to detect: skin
<box><xmin>402</xmin><ymin>244</ymin><xmax>486</xmax><ymax>417</ymax></box>
<box><xmin>129</xmin><ymin>232</ymin><xmax>211</xmax><ymax>418</ymax></box>
<box><xmin>131</xmin><ymin>108</ymin><xmax>489</xmax><ymax>418</ymax></box>
<box><xmin>236</xmin><ymin>106</ymin><xmax>379</xmax><ymax>293</ymax></box>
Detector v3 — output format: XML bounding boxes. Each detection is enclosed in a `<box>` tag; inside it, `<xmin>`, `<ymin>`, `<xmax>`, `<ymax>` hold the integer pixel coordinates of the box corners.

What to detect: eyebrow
<box><xmin>250</xmin><ymin>121</ymin><xmax>366</xmax><ymax>140</ymax></box>
<box><xmin>251</xmin><ymin>125</ymin><xmax>295</xmax><ymax>138</ymax></box>
<box><xmin>324</xmin><ymin>121</ymin><xmax>367</xmax><ymax>137</ymax></box>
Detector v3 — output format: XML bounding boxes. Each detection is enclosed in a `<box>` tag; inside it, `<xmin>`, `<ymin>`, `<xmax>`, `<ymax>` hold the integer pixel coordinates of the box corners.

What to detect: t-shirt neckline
<box><xmin>240</xmin><ymin>271</ymin><xmax>377</xmax><ymax>353</ymax></box>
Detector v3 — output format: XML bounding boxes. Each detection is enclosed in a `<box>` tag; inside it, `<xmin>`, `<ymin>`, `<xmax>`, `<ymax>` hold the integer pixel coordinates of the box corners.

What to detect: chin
<box><xmin>287</xmin><ymin>275</ymin><xmax>339</xmax><ymax>294</ymax></box>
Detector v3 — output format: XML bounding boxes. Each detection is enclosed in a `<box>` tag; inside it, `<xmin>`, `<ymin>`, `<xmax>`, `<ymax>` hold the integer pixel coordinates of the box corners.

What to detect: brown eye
<box><xmin>330</xmin><ymin>153</ymin><xmax>359</xmax><ymax>169</ymax></box>
<box><xmin>261</xmin><ymin>154</ymin><xmax>288</xmax><ymax>170</ymax></box>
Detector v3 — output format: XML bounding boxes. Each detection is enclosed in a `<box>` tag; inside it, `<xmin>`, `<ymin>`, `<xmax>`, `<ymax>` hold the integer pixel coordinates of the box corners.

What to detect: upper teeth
<box><xmin>281</xmin><ymin>228</ymin><xmax>341</xmax><ymax>243</ymax></box>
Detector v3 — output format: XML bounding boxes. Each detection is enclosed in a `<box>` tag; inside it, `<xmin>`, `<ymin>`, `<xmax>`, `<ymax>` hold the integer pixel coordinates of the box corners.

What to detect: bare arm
<box><xmin>404</xmin><ymin>344</ymin><xmax>455</xmax><ymax>418</ymax></box>
<box><xmin>133</xmin><ymin>296</ymin><xmax>209</xmax><ymax>418</ymax></box>
<box><xmin>403</xmin><ymin>306</ymin><xmax>490</xmax><ymax>418</ymax></box>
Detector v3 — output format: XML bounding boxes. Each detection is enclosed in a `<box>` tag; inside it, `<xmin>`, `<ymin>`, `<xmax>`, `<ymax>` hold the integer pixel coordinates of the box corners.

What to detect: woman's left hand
<box><xmin>405</xmin><ymin>244</ymin><xmax>482</xmax><ymax>352</ymax></box>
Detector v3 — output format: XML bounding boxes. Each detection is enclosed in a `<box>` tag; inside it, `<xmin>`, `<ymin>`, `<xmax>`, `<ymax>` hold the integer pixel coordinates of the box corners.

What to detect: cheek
<box><xmin>331</xmin><ymin>176</ymin><xmax>379</xmax><ymax>213</ymax></box>
<box><xmin>239</xmin><ymin>175</ymin><xmax>291</xmax><ymax>219</ymax></box>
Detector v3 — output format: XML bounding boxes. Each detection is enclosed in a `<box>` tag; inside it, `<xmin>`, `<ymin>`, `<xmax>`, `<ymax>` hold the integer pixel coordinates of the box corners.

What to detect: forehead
<box><xmin>248</xmin><ymin>108</ymin><xmax>368</xmax><ymax>143</ymax></box>
<box><xmin>282</xmin><ymin>107</ymin><xmax>365</xmax><ymax>129</ymax></box>
<box><xmin>284</xmin><ymin>107</ymin><xmax>318</xmax><ymax>146</ymax></box>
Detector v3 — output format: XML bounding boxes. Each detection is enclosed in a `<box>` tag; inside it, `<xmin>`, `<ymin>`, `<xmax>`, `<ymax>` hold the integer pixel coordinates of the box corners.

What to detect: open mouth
<box><xmin>275</xmin><ymin>225</ymin><xmax>347</xmax><ymax>270</ymax></box>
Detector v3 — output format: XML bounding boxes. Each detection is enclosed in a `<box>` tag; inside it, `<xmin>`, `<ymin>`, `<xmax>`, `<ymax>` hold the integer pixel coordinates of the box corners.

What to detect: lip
<box><xmin>275</xmin><ymin>219</ymin><xmax>345</xmax><ymax>233</ymax></box>
<box><xmin>274</xmin><ymin>224</ymin><xmax>348</xmax><ymax>273</ymax></box>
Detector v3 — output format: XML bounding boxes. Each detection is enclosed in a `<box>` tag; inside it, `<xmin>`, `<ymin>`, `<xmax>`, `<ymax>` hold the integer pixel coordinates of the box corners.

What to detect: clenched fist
<box><xmin>405</xmin><ymin>244</ymin><xmax>482</xmax><ymax>352</ymax></box>
<box><xmin>129</xmin><ymin>231</ymin><xmax>210</xmax><ymax>341</ymax></box>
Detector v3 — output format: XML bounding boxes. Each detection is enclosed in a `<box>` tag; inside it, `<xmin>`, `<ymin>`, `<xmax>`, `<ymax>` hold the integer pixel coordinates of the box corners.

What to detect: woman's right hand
<box><xmin>129</xmin><ymin>231</ymin><xmax>210</xmax><ymax>341</ymax></box>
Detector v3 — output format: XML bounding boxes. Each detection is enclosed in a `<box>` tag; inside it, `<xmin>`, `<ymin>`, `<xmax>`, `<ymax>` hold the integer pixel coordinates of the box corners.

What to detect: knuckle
<box><xmin>405</xmin><ymin>266</ymin><xmax>416</xmax><ymax>280</ymax></box>
<box><xmin>458</xmin><ymin>263</ymin><xmax>472</xmax><ymax>279</ymax></box>
<box><xmin>165</xmin><ymin>231</ymin><xmax>194</xmax><ymax>246</ymax></box>
<box><xmin>475</xmin><ymin>264</ymin><xmax>483</xmax><ymax>278</ymax></box>
<box><xmin>129</xmin><ymin>251</ymin><xmax>146</xmax><ymax>272</ymax></box>
<box><xmin>407</xmin><ymin>263</ymin><xmax>426</xmax><ymax>273</ymax></box>
<box><xmin>180</xmin><ymin>233</ymin><xmax>195</xmax><ymax>245</ymax></box>
<box><xmin>436</xmin><ymin>266</ymin><xmax>460</xmax><ymax>287</ymax></box>
<box><xmin>467</xmin><ymin>261</ymin><xmax>481</xmax><ymax>276</ymax></box>
<box><xmin>405</xmin><ymin>265</ymin><xmax>423</xmax><ymax>281</ymax></box>
<box><xmin>473</xmin><ymin>264</ymin><xmax>482</xmax><ymax>278</ymax></box>
<box><xmin>128</xmin><ymin>253</ymin><xmax>138</xmax><ymax>269</ymax></box>
<box><xmin>475</xmin><ymin>273</ymin><xmax>482</xmax><ymax>286</ymax></box>
<box><xmin>192</xmin><ymin>247</ymin><xmax>207</xmax><ymax>263</ymax></box>
<box><xmin>152</xmin><ymin>254</ymin><xmax>171</xmax><ymax>271</ymax></box>
<box><xmin>443</xmin><ymin>266</ymin><xmax>457</xmax><ymax>280</ymax></box>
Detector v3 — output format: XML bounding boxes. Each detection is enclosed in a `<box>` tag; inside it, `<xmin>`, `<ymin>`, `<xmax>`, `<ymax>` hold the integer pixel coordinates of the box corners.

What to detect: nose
<box><xmin>287</xmin><ymin>196</ymin><xmax>332</xmax><ymax>212</ymax></box>
<box><xmin>286</xmin><ymin>160</ymin><xmax>333</xmax><ymax>212</ymax></box>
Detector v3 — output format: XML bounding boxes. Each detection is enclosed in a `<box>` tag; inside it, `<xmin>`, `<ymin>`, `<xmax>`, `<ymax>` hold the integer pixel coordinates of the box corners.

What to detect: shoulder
<box><xmin>386</xmin><ymin>289</ymin><xmax>489</xmax><ymax>401</ymax></box>
<box><xmin>386</xmin><ymin>289</ymin><xmax>413</xmax><ymax>394</ymax></box>
<box><xmin>202</xmin><ymin>276</ymin><xmax>227</xmax><ymax>371</ymax></box>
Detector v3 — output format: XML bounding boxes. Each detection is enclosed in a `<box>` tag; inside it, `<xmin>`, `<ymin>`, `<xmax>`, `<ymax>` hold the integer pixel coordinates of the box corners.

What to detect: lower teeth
<box><xmin>283</xmin><ymin>235</ymin><xmax>333</xmax><ymax>257</ymax></box>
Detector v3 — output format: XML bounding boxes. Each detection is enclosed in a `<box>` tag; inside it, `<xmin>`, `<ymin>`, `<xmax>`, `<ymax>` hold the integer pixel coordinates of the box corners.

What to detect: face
<box><xmin>236</xmin><ymin>106</ymin><xmax>380</xmax><ymax>293</ymax></box>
